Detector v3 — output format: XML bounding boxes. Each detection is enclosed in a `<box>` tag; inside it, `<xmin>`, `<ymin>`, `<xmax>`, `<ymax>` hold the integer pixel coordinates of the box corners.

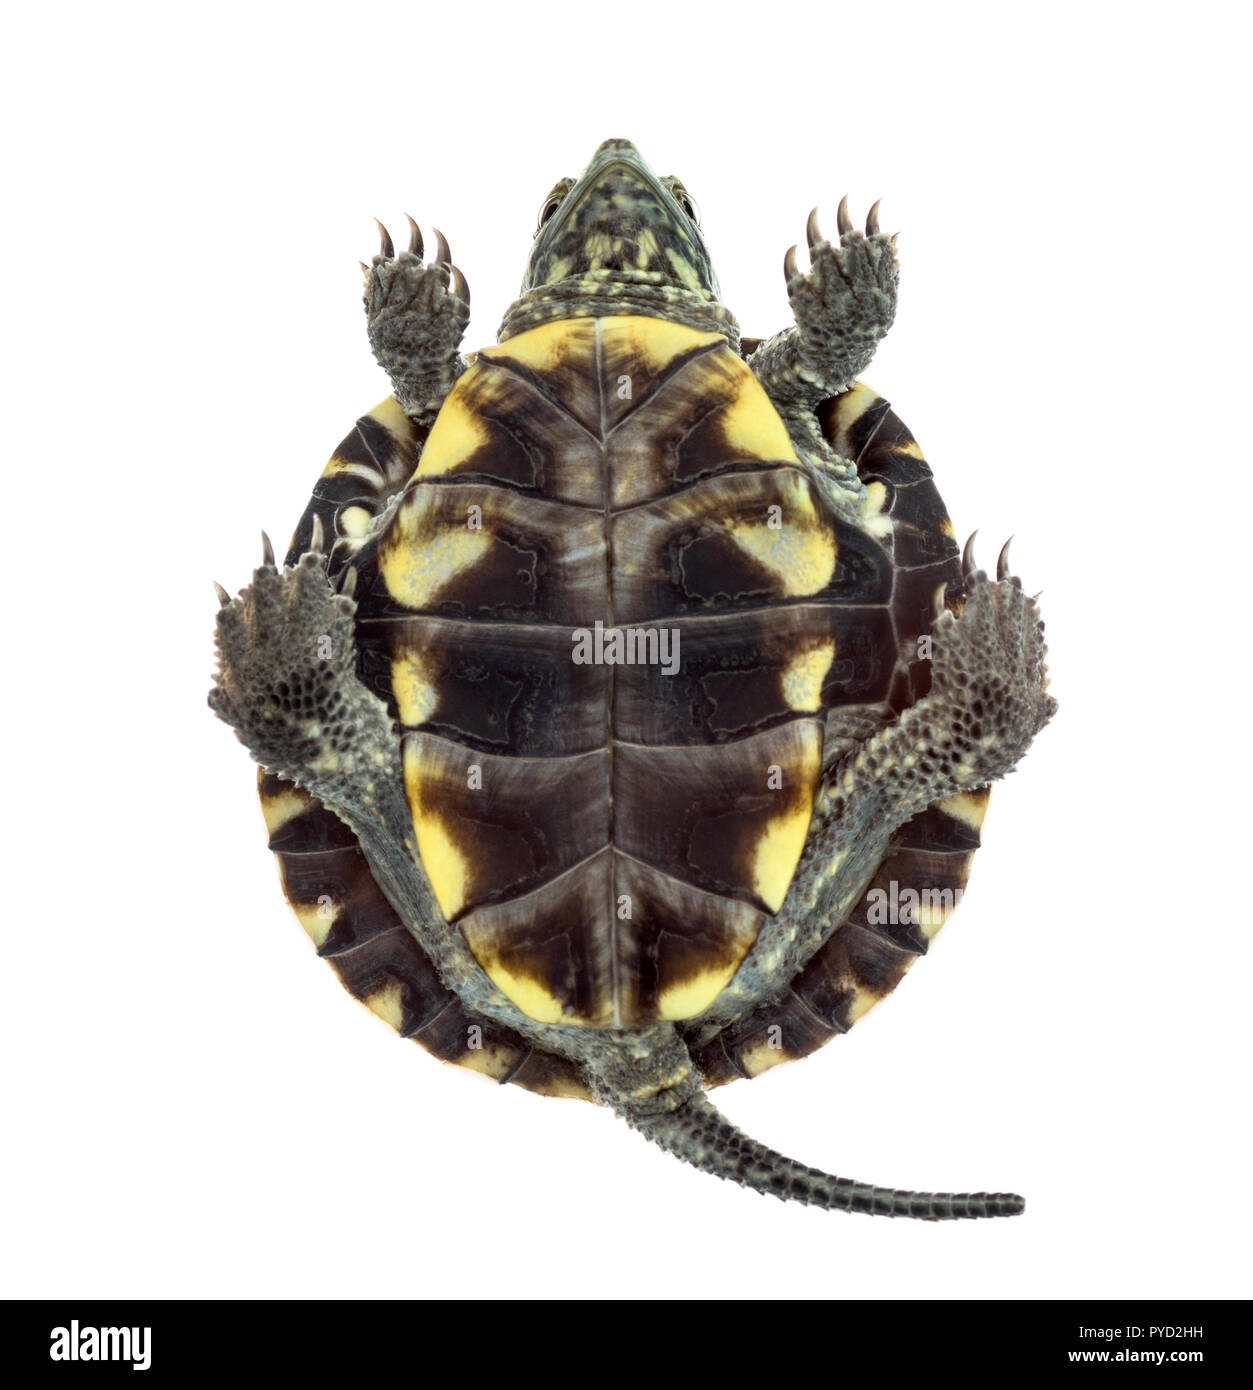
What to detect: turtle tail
<box><xmin>623</xmin><ymin>1092</ymin><xmax>1025</xmax><ymax>1220</ymax></box>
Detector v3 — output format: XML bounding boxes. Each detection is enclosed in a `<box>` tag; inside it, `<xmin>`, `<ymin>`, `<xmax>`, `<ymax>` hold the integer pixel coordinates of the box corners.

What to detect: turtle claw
<box><xmin>261</xmin><ymin>530</ymin><xmax>275</xmax><ymax>569</ymax></box>
<box><xmin>806</xmin><ymin>207</ymin><xmax>823</xmax><ymax>250</ymax></box>
<box><xmin>784</xmin><ymin>244</ymin><xmax>800</xmax><ymax>286</ymax></box>
<box><xmin>932</xmin><ymin>581</ymin><xmax>950</xmax><ymax>622</ymax></box>
<box><xmin>997</xmin><ymin>537</ymin><xmax>1013</xmax><ymax>582</ymax></box>
<box><xmin>450</xmin><ymin>264</ymin><xmax>470</xmax><ymax>308</ymax></box>
<box><xmin>309</xmin><ymin>513</ymin><xmax>326</xmax><ymax>555</ymax></box>
<box><xmin>374</xmin><ymin>218</ymin><xmax>394</xmax><ymax>260</ymax></box>
<box><xmin>836</xmin><ymin>194</ymin><xmax>852</xmax><ymax>236</ymax></box>
<box><xmin>339</xmin><ymin>566</ymin><xmax>358</xmax><ymax>600</ymax></box>
<box><xmin>962</xmin><ymin>531</ymin><xmax>978</xmax><ymax>580</ymax></box>
<box><xmin>813</xmin><ymin>196</ymin><xmax>880</xmax><ymax>245</ymax></box>
<box><xmin>433</xmin><ymin>228</ymin><xmax>451</xmax><ymax>266</ymax></box>
<box><xmin>405</xmin><ymin>214</ymin><xmax>423</xmax><ymax>258</ymax></box>
<box><xmin>214</xmin><ymin>581</ymin><xmax>231</xmax><ymax>609</ymax></box>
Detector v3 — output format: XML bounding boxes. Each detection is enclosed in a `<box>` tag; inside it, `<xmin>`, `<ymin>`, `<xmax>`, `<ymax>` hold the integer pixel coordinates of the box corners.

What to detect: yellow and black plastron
<box><xmin>259</xmin><ymin>320</ymin><xmax>976</xmax><ymax>1096</ymax></box>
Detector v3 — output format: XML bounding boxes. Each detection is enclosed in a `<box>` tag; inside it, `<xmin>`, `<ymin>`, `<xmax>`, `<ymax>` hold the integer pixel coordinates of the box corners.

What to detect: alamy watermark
<box><xmin>571</xmin><ymin>619</ymin><xmax>680</xmax><ymax>676</ymax></box>
<box><xmin>865</xmin><ymin>879</ymin><xmax>963</xmax><ymax>926</ymax></box>
<box><xmin>50</xmin><ymin>1321</ymin><xmax>151</xmax><ymax>1371</ymax></box>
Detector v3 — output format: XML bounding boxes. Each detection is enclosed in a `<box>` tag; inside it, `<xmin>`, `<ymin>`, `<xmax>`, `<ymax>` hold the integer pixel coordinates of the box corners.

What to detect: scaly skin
<box><xmin>749</xmin><ymin>199</ymin><xmax>898</xmax><ymax>507</ymax></box>
<box><xmin>749</xmin><ymin>197</ymin><xmax>899</xmax><ymax>409</ymax></box>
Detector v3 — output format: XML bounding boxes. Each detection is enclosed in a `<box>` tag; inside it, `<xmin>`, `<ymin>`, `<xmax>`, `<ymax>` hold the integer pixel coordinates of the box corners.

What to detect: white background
<box><xmin>3</xmin><ymin>0</ymin><xmax>1249</xmax><ymax>1301</ymax></box>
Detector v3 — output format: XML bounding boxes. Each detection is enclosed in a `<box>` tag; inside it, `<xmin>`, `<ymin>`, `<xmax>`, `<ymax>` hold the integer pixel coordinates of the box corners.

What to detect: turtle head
<box><xmin>521</xmin><ymin>139</ymin><xmax>719</xmax><ymax>298</ymax></box>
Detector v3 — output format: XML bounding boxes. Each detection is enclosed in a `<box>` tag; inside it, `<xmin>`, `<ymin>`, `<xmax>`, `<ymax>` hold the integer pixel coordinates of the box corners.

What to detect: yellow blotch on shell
<box><xmin>751</xmin><ymin>732</ymin><xmax>822</xmax><ymax>913</ymax></box>
<box><xmin>781</xmin><ymin>641</ymin><xmax>835</xmax><ymax>712</ymax></box>
<box><xmin>367</xmin><ymin>393</ymin><xmax>415</xmax><ymax>439</ymax></box>
<box><xmin>364</xmin><ymin>980</ymin><xmax>405</xmax><ymax>1032</ymax></box>
<box><xmin>844</xmin><ymin>984</ymin><xmax>881</xmax><ymax>1026</ymax></box>
<box><xmin>380</xmin><ymin>503</ymin><xmax>492</xmax><ymax>610</ymax></box>
<box><xmin>528</xmin><ymin>1073</ymin><xmax>594</xmax><ymax>1101</ymax></box>
<box><xmin>613</xmin><ymin>316</ymin><xmax>723</xmax><ymax>375</ymax></box>
<box><xmin>338</xmin><ymin>505</ymin><xmax>372</xmax><ymax>540</ymax></box>
<box><xmin>915</xmin><ymin>897</ymin><xmax>951</xmax><ymax>938</ymax></box>
<box><xmin>291</xmin><ymin>900</ymin><xmax>335</xmax><ymax>950</ymax></box>
<box><xmin>727</xmin><ymin>483</ymin><xmax>837</xmax><ymax>597</ymax></box>
<box><xmin>391</xmin><ymin>650</ymin><xmax>439</xmax><ymax>726</ymax></box>
<box><xmin>656</xmin><ymin>960</ymin><xmax>743</xmax><ymax>1022</ymax></box>
<box><xmin>402</xmin><ymin>743</ymin><xmax>468</xmax><ymax>920</ymax></box>
<box><xmin>738</xmin><ymin>1038</ymin><xmax>791</xmax><ymax>1079</ymax></box>
<box><xmin>937</xmin><ymin>789</ymin><xmax>990</xmax><ymax>832</ymax></box>
<box><xmin>480</xmin><ymin>317</ymin><xmax>586</xmax><ymax>373</ymax></box>
<box><xmin>322</xmin><ymin>394</ymin><xmax>416</xmax><ymax>480</ymax></box>
<box><xmin>828</xmin><ymin>380</ymin><xmax>878</xmax><ymax>434</ymax></box>
<box><xmin>259</xmin><ymin>786</ymin><xmax>311</xmax><ymax>838</ymax></box>
<box><xmin>719</xmin><ymin>381</ymin><xmax>801</xmax><ymax>464</ymax></box>
<box><xmin>473</xmin><ymin>958</ymin><xmax>570</xmax><ymax>1025</ymax></box>
<box><xmin>414</xmin><ymin>388</ymin><xmax>491</xmax><ymax>479</ymax></box>
<box><xmin>324</xmin><ymin>457</ymin><xmax>381</xmax><ymax>483</ymax></box>
<box><xmin>454</xmin><ymin>1043</ymin><xmax>524</xmax><ymax>1083</ymax></box>
<box><xmin>859</xmin><ymin>479</ymin><xmax>894</xmax><ymax>540</ymax></box>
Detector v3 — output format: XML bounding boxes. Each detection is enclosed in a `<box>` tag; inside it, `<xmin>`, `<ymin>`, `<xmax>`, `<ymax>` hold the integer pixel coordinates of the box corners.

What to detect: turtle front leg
<box><xmin>748</xmin><ymin>200</ymin><xmax>897</xmax><ymax>508</ymax></box>
<box><xmin>750</xmin><ymin>198</ymin><xmax>898</xmax><ymax>408</ymax></box>
<box><xmin>365</xmin><ymin>219</ymin><xmax>471</xmax><ymax>424</ymax></box>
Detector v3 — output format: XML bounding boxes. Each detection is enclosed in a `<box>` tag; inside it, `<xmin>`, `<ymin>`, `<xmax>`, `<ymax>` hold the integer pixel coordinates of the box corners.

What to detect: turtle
<box><xmin>210</xmin><ymin>138</ymin><xmax>1055</xmax><ymax>1218</ymax></box>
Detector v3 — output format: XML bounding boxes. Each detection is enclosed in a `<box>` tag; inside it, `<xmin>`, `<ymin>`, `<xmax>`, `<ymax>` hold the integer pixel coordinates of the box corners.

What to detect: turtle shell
<box><xmin>258</xmin><ymin>317</ymin><xmax>986</xmax><ymax>1100</ymax></box>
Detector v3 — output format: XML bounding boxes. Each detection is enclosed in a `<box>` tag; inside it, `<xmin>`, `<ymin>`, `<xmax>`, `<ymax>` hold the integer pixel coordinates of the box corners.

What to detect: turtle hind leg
<box><xmin>210</xmin><ymin>540</ymin><xmax>406</xmax><ymax>831</ymax></box>
<box><xmin>365</xmin><ymin>219</ymin><xmax>470</xmax><ymax>424</ymax></box>
<box><xmin>625</xmin><ymin>1093</ymin><xmax>1024</xmax><ymax>1219</ymax></box>
<box><xmin>210</xmin><ymin>541</ymin><xmax>470</xmax><ymax>1013</ymax></box>
<box><xmin>839</xmin><ymin>549</ymin><xmax>1057</xmax><ymax>827</ymax></box>
<box><xmin>210</xmin><ymin>539</ymin><xmax>607</xmax><ymax>1058</ymax></box>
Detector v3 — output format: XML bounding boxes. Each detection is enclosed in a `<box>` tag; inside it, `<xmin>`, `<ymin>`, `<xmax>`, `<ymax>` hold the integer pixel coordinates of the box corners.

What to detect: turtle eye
<box><xmin>537</xmin><ymin>197</ymin><xmax>562</xmax><ymax>233</ymax></box>
<box><xmin>671</xmin><ymin>184</ymin><xmax>699</xmax><ymax>226</ymax></box>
